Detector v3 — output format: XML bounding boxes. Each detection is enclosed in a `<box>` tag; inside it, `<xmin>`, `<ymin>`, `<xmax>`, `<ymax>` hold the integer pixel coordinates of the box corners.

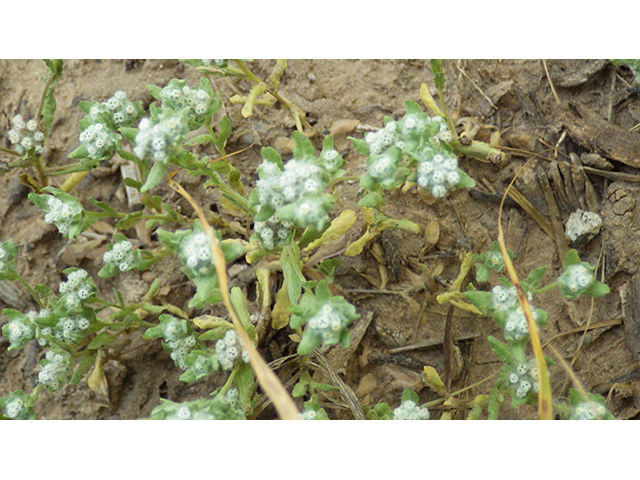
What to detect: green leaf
<box><xmin>115</xmin><ymin>211</ymin><xmax>143</xmax><ymax>230</ymax></box>
<box><xmin>564</xmin><ymin>249</ymin><xmax>582</xmax><ymax>268</ymax></box>
<box><xmin>281</xmin><ymin>243</ymin><xmax>305</xmax><ymax>305</ymax></box>
<box><xmin>89</xmin><ymin>198</ymin><xmax>119</xmax><ymax>216</ymax></box>
<box><xmin>217</xmin><ymin>116</ymin><xmax>232</xmax><ymax>147</ymax></box>
<box><xmin>230</xmin><ymin>287</ymin><xmax>256</xmax><ymax>342</ymax></box>
<box><xmin>455</xmin><ymin>170</ymin><xmax>476</xmax><ymax>189</ymax></box>
<box><xmin>87</xmin><ymin>331</ymin><xmax>114</xmax><ymax>350</ymax></box>
<box><xmin>586</xmin><ymin>281</ymin><xmax>610</xmax><ymax>298</ymax></box>
<box><xmin>487</xmin><ymin>336</ymin><xmax>515</xmax><ymax>365</ymax></box>
<box><xmin>464</xmin><ymin>290</ymin><xmax>493</xmax><ymax>314</ymax></box>
<box><xmin>357</xmin><ymin>191</ymin><xmax>383</xmax><ymax>208</ymax></box>
<box><xmin>430</xmin><ymin>59</ymin><xmax>445</xmax><ymax>91</ymax></box>
<box><xmin>348</xmin><ymin>136</ymin><xmax>370</xmax><ymax>156</ymax></box>
<box><xmin>475</xmin><ymin>264</ymin><xmax>492</xmax><ymax>283</ymax></box>
<box><xmin>522</xmin><ymin>266</ymin><xmax>547</xmax><ymax>293</ymax></box>
<box><xmin>401</xmin><ymin>388</ymin><xmax>419</xmax><ymax>404</ymax></box>
<box><xmin>71</xmin><ymin>351</ymin><xmax>98</xmax><ymax>384</ymax></box>
<box><xmin>403</xmin><ymin>100</ymin><xmax>423</xmax><ymax>115</ymax></box>
<box><xmin>235</xmin><ymin>362</ymin><xmax>255</xmax><ymax>410</ymax></box>
<box><xmin>292</xmin><ymin>382</ymin><xmax>307</xmax><ymax>397</ymax></box>
<box><xmin>141</xmin><ymin>160</ymin><xmax>168</xmax><ymax>192</ymax></box>
<box><xmin>42</xmin><ymin>59</ymin><xmax>64</xmax><ymax>135</ymax></box>
<box><xmin>146</xmin><ymin>84</ymin><xmax>162</xmax><ymax>100</ymax></box>
<box><xmin>260</xmin><ymin>146</ymin><xmax>283</xmax><ymax>169</ymax></box>
<box><xmin>292</xmin><ymin>130</ymin><xmax>315</xmax><ymax>160</ymax></box>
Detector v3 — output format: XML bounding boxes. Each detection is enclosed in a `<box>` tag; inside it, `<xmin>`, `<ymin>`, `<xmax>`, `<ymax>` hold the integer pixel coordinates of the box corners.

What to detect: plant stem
<box><xmin>534</xmin><ymin>281</ymin><xmax>558</xmax><ymax>295</ymax></box>
<box><xmin>15</xmin><ymin>274</ymin><xmax>44</xmax><ymax>309</ymax></box>
<box><xmin>218</xmin><ymin>363</ymin><xmax>240</xmax><ymax>397</ymax></box>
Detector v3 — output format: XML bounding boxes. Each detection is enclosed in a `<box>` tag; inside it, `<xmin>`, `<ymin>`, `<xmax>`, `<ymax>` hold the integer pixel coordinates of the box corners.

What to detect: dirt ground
<box><xmin>1</xmin><ymin>59</ymin><xmax>639</xmax><ymax>420</ymax></box>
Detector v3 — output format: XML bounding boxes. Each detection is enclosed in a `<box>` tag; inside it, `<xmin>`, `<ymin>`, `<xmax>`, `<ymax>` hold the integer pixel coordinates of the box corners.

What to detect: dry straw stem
<box><xmin>498</xmin><ymin>163</ymin><xmax>553</xmax><ymax>420</ymax></box>
<box><xmin>166</xmin><ymin>171</ymin><xmax>300</xmax><ymax>419</ymax></box>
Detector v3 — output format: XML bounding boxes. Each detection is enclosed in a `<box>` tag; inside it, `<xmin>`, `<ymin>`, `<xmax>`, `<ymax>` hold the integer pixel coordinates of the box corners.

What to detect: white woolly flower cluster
<box><xmin>571</xmin><ymin>401</ymin><xmax>607</xmax><ymax>420</ymax></box>
<box><xmin>43</xmin><ymin>196</ymin><xmax>82</xmax><ymax>236</ymax></box>
<box><xmin>508</xmin><ymin>358</ymin><xmax>540</xmax><ymax>399</ymax></box>
<box><xmin>161</xmin><ymin>317</ymin><xmax>198</xmax><ymax>370</ymax></box>
<box><xmin>215</xmin><ymin>329</ymin><xmax>250</xmax><ymax>370</ymax></box>
<box><xmin>558</xmin><ymin>264</ymin><xmax>594</xmax><ymax>297</ymax></box>
<box><xmin>503</xmin><ymin>306</ymin><xmax>540</xmax><ymax>343</ymax></box>
<box><xmin>491</xmin><ymin>285</ymin><xmax>518</xmax><ymax>312</ymax></box>
<box><xmin>300</xmin><ymin>406</ymin><xmax>321</xmax><ymax>420</ymax></box>
<box><xmin>166</xmin><ymin>388</ymin><xmax>242</xmax><ymax>420</ymax></box>
<box><xmin>103</xmin><ymin>239</ymin><xmax>136</xmax><ymax>272</ymax></box>
<box><xmin>306</xmin><ymin>303</ymin><xmax>346</xmax><ymax>345</ymax></box>
<box><xmin>256</xmin><ymin>159</ymin><xmax>324</xmax><ymax>209</ymax></box>
<box><xmin>318</xmin><ymin>148</ymin><xmax>343</xmax><ymax>173</ymax></box>
<box><xmin>78</xmin><ymin>120</ymin><xmax>119</xmax><ymax>159</ymax></box>
<box><xmin>101</xmin><ymin>90</ymin><xmax>139</xmax><ymax>126</ymax></box>
<box><xmin>416</xmin><ymin>152</ymin><xmax>460</xmax><ymax>198</ymax></box>
<box><xmin>366</xmin><ymin>120</ymin><xmax>405</xmax><ymax>156</ymax></box>
<box><xmin>3</xmin><ymin>395</ymin><xmax>28</xmax><ymax>419</ymax></box>
<box><xmin>52</xmin><ymin>314</ymin><xmax>92</xmax><ymax>344</ymax></box>
<box><xmin>253</xmin><ymin>215</ymin><xmax>293</xmax><ymax>250</ymax></box>
<box><xmin>255</xmin><ymin>158</ymin><xmax>330</xmax><ymax>232</ymax></box>
<box><xmin>160</xmin><ymin>83</ymin><xmax>213</xmax><ymax>119</ymax></box>
<box><xmin>180</xmin><ymin>232</ymin><xmax>214</xmax><ymax>276</ymax></box>
<box><xmin>393</xmin><ymin>399</ymin><xmax>430</xmax><ymax>420</ymax></box>
<box><xmin>59</xmin><ymin>269</ymin><xmax>94</xmax><ymax>311</ymax></box>
<box><xmin>3</xmin><ymin>315</ymin><xmax>35</xmax><ymax>350</ymax></box>
<box><xmin>7</xmin><ymin>114</ymin><xmax>45</xmax><ymax>156</ymax></box>
<box><xmin>133</xmin><ymin>114</ymin><xmax>187</xmax><ymax>163</ymax></box>
<box><xmin>363</xmin><ymin>112</ymin><xmax>458</xmax><ymax>195</ymax></box>
<box><xmin>38</xmin><ymin>350</ymin><xmax>72</xmax><ymax>391</ymax></box>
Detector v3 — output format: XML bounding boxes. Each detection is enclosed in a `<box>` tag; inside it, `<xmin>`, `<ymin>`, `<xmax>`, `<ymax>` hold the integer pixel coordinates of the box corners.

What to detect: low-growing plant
<box><xmin>0</xmin><ymin>59</ymin><xmax>615</xmax><ymax>420</ymax></box>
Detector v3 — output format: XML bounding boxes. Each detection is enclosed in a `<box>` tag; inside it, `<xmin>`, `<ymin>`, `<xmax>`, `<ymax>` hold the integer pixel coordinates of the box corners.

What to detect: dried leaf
<box><xmin>329</xmin><ymin>119</ymin><xmax>360</xmax><ymax>136</ymax></box>
<box><xmin>88</xmin><ymin>353</ymin><xmax>109</xmax><ymax>397</ymax></box>
<box><xmin>423</xmin><ymin>219</ymin><xmax>440</xmax><ymax>250</ymax></box>
<box><xmin>271</xmin><ymin>283</ymin><xmax>291</xmax><ymax>330</ymax></box>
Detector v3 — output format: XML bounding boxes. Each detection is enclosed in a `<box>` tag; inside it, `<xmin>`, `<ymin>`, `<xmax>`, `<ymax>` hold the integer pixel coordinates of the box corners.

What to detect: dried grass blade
<box><xmin>166</xmin><ymin>172</ymin><xmax>300</xmax><ymax>419</ymax></box>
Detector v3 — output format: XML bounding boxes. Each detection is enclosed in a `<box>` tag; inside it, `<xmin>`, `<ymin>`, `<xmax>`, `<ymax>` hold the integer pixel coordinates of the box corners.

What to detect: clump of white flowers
<box><xmin>71</xmin><ymin>91</ymin><xmax>142</xmax><ymax>164</ymax></box>
<box><xmin>571</xmin><ymin>401</ymin><xmax>608</xmax><ymax>420</ymax></box>
<box><xmin>143</xmin><ymin>315</ymin><xmax>199</xmax><ymax>370</ymax></box>
<box><xmin>6</xmin><ymin>114</ymin><xmax>45</xmax><ymax>156</ymax></box>
<box><xmin>133</xmin><ymin>113</ymin><xmax>188</xmax><ymax>163</ymax></box>
<box><xmin>0</xmin><ymin>390</ymin><xmax>34</xmax><ymax>420</ymax></box>
<box><xmin>148</xmin><ymin>387</ymin><xmax>245</xmax><ymax>420</ymax></box>
<box><xmin>158</xmin><ymin>78</ymin><xmax>217</xmax><ymax>124</ymax></box>
<box><xmin>507</xmin><ymin>358</ymin><xmax>540</xmax><ymax>399</ymax></box>
<box><xmin>45</xmin><ymin>196</ymin><xmax>82</xmax><ymax>236</ymax></box>
<box><xmin>59</xmin><ymin>268</ymin><xmax>95</xmax><ymax>311</ymax></box>
<box><xmin>351</xmin><ymin>101</ymin><xmax>474</xmax><ymax>201</ymax></box>
<box><xmin>29</xmin><ymin>188</ymin><xmax>86</xmax><ymax>238</ymax></box>
<box><xmin>1</xmin><ymin>310</ymin><xmax>36</xmax><ymax>350</ymax></box>
<box><xmin>393</xmin><ymin>399</ymin><xmax>430</xmax><ymax>420</ymax></box>
<box><xmin>38</xmin><ymin>349</ymin><xmax>73</xmax><ymax>391</ymax></box>
<box><xmin>78</xmin><ymin>121</ymin><xmax>119</xmax><ymax>159</ymax></box>
<box><xmin>102</xmin><ymin>238</ymin><xmax>136</xmax><ymax>273</ymax></box>
<box><xmin>253</xmin><ymin>215</ymin><xmax>294</xmax><ymax>251</ymax></box>
<box><xmin>215</xmin><ymin>329</ymin><xmax>250</xmax><ymax>371</ymax></box>
<box><xmin>290</xmin><ymin>280</ymin><xmax>360</xmax><ymax>355</ymax></box>
<box><xmin>558</xmin><ymin>263</ymin><xmax>595</xmax><ymax>298</ymax></box>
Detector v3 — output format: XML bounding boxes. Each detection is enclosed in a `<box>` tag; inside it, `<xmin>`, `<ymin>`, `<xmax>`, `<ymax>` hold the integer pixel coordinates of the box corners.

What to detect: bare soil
<box><xmin>1</xmin><ymin>59</ymin><xmax>639</xmax><ymax>419</ymax></box>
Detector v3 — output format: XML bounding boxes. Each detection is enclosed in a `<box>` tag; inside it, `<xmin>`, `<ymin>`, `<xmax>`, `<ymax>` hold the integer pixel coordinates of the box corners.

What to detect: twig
<box><xmin>542</xmin><ymin>59</ymin><xmax>561</xmax><ymax>106</ymax></box>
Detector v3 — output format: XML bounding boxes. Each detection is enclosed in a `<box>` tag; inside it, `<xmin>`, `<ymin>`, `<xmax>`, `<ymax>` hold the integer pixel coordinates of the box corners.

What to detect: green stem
<box><xmin>217</xmin><ymin>363</ymin><xmax>241</xmax><ymax>397</ymax></box>
<box><xmin>15</xmin><ymin>274</ymin><xmax>44</xmax><ymax>309</ymax></box>
<box><xmin>0</xmin><ymin>146</ymin><xmax>21</xmax><ymax>156</ymax></box>
<box><xmin>534</xmin><ymin>281</ymin><xmax>558</xmax><ymax>295</ymax></box>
